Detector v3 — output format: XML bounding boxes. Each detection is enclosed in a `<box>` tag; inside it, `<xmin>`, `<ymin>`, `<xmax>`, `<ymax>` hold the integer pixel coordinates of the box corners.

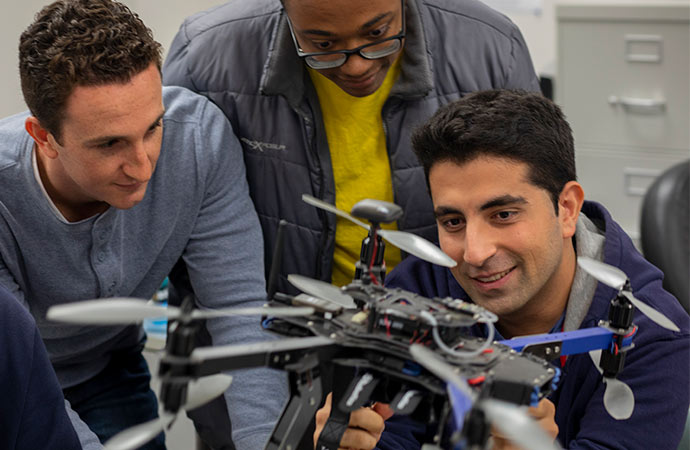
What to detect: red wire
<box><xmin>624</xmin><ymin>325</ymin><xmax>638</xmax><ymax>338</ymax></box>
<box><xmin>384</xmin><ymin>315</ymin><xmax>391</xmax><ymax>337</ymax></box>
<box><xmin>468</xmin><ymin>375</ymin><xmax>485</xmax><ymax>386</ymax></box>
<box><xmin>416</xmin><ymin>329</ymin><xmax>429</xmax><ymax>343</ymax></box>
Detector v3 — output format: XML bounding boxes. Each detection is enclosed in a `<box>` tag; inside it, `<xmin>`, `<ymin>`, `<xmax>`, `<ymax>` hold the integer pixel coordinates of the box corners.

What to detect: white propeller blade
<box><xmin>287</xmin><ymin>274</ymin><xmax>357</xmax><ymax>309</ymax></box>
<box><xmin>589</xmin><ymin>350</ymin><xmax>634</xmax><ymax>420</ymax></box>
<box><xmin>47</xmin><ymin>298</ymin><xmax>173</xmax><ymax>324</ymax></box>
<box><xmin>601</xmin><ymin>378</ymin><xmax>635</xmax><ymax>421</ymax></box>
<box><xmin>577</xmin><ymin>257</ymin><xmax>626</xmax><ymax>290</ymax></box>
<box><xmin>621</xmin><ymin>291</ymin><xmax>680</xmax><ymax>332</ymax></box>
<box><xmin>104</xmin><ymin>373</ymin><xmax>233</xmax><ymax>450</ymax></box>
<box><xmin>482</xmin><ymin>399</ymin><xmax>562</xmax><ymax>450</ymax></box>
<box><xmin>185</xmin><ymin>373</ymin><xmax>234</xmax><ymax>410</ymax></box>
<box><xmin>104</xmin><ymin>413</ymin><xmax>174</xmax><ymax>450</ymax></box>
<box><xmin>48</xmin><ymin>298</ymin><xmax>316</xmax><ymax>325</ymax></box>
<box><xmin>379</xmin><ymin>230</ymin><xmax>457</xmax><ymax>268</ymax></box>
<box><xmin>578</xmin><ymin>257</ymin><xmax>679</xmax><ymax>332</ymax></box>
<box><xmin>191</xmin><ymin>306</ymin><xmax>315</xmax><ymax>319</ymax></box>
<box><xmin>303</xmin><ymin>194</ymin><xmax>457</xmax><ymax>268</ymax></box>
<box><xmin>302</xmin><ymin>194</ymin><xmax>370</xmax><ymax>229</ymax></box>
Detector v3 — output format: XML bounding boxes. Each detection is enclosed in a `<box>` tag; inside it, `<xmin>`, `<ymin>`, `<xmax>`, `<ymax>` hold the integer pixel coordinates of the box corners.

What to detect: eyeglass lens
<box><xmin>305</xmin><ymin>39</ymin><xmax>402</xmax><ymax>69</ymax></box>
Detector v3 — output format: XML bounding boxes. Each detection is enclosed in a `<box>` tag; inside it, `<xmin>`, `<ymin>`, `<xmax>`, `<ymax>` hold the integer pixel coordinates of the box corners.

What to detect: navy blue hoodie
<box><xmin>0</xmin><ymin>284</ymin><xmax>81</xmax><ymax>449</ymax></box>
<box><xmin>378</xmin><ymin>201</ymin><xmax>690</xmax><ymax>449</ymax></box>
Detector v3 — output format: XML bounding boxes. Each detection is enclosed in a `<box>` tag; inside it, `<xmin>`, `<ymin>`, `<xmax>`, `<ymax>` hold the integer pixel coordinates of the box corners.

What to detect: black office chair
<box><xmin>640</xmin><ymin>159</ymin><xmax>689</xmax><ymax>314</ymax></box>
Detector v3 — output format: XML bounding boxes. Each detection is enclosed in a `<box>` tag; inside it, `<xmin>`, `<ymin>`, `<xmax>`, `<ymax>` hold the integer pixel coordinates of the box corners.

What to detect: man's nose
<box><xmin>123</xmin><ymin>142</ymin><xmax>154</xmax><ymax>181</ymax></box>
<box><xmin>338</xmin><ymin>52</ymin><xmax>376</xmax><ymax>78</ymax></box>
<box><xmin>462</xmin><ymin>222</ymin><xmax>497</xmax><ymax>267</ymax></box>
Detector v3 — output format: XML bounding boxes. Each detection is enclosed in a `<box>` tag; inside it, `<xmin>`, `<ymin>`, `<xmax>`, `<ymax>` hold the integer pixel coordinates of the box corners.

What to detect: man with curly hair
<box><xmin>0</xmin><ymin>0</ymin><xmax>286</xmax><ymax>448</ymax></box>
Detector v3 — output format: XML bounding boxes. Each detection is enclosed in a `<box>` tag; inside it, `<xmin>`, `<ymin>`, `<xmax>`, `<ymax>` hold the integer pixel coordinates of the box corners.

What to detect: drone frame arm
<box><xmin>158</xmin><ymin>336</ymin><xmax>337</xmax><ymax>379</ymax></box>
<box><xmin>498</xmin><ymin>324</ymin><xmax>636</xmax><ymax>376</ymax></box>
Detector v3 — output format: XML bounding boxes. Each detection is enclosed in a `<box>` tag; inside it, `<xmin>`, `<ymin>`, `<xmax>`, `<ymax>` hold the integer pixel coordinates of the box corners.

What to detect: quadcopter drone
<box><xmin>47</xmin><ymin>195</ymin><xmax>680</xmax><ymax>450</ymax></box>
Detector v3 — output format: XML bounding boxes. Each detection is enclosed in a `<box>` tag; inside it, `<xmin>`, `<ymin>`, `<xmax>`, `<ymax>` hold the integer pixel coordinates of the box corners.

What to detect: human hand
<box><xmin>491</xmin><ymin>398</ymin><xmax>558</xmax><ymax>450</ymax></box>
<box><xmin>313</xmin><ymin>392</ymin><xmax>394</xmax><ymax>450</ymax></box>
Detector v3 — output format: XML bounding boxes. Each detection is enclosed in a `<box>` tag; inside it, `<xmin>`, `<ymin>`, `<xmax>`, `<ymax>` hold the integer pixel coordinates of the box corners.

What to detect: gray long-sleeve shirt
<box><xmin>0</xmin><ymin>86</ymin><xmax>287</xmax><ymax>449</ymax></box>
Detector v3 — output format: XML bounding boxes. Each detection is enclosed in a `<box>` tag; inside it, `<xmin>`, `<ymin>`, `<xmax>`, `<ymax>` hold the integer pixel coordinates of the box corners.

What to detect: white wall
<box><xmin>3</xmin><ymin>0</ymin><xmax>687</xmax><ymax>116</ymax></box>
<box><xmin>0</xmin><ymin>0</ymin><xmax>223</xmax><ymax>118</ymax></box>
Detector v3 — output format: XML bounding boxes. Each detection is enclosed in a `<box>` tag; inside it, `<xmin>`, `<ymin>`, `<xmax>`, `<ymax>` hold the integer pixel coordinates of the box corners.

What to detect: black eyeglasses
<box><xmin>286</xmin><ymin>0</ymin><xmax>406</xmax><ymax>70</ymax></box>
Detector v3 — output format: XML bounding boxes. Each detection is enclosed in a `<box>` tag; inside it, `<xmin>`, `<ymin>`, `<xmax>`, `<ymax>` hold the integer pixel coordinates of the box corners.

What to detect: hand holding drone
<box><xmin>46</xmin><ymin>196</ymin><xmax>680</xmax><ymax>450</ymax></box>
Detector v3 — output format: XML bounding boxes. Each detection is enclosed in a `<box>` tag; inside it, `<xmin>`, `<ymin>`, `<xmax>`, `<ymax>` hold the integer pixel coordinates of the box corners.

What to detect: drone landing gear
<box><xmin>316</xmin><ymin>365</ymin><xmax>383</xmax><ymax>450</ymax></box>
<box><xmin>266</xmin><ymin>353</ymin><xmax>324</xmax><ymax>450</ymax></box>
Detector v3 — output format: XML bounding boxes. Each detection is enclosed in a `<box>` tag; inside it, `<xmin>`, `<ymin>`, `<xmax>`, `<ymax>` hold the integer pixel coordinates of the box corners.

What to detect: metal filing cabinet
<box><xmin>556</xmin><ymin>2</ymin><xmax>690</xmax><ymax>244</ymax></box>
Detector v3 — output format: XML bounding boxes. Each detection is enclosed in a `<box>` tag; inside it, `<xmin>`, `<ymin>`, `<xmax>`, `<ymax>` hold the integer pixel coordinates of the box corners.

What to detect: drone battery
<box><xmin>373</xmin><ymin>312</ymin><xmax>427</xmax><ymax>338</ymax></box>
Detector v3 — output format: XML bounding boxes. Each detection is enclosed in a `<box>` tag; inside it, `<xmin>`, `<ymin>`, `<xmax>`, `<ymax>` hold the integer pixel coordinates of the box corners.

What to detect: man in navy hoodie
<box><xmin>0</xmin><ymin>283</ymin><xmax>81</xmax><ymax>449</ymax></box>
<box><xmin>315</xmin><ymin>90</ymin><xmax>690</xmax><ymax>449</ymax></box>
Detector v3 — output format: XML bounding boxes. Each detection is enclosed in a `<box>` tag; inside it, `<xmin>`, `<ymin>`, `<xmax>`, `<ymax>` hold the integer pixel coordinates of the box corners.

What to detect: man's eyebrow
<box><xmin>479</xmin><ymin>195</ymin><xmax>528</xmax><ymax>211</ymax></box>
<box><xmin>434</xmin><ymin>206</ymin><xmax>462</xmax><ymax>218</ymax></box>
<box><xmin>301</xmin><ymin>12</ymin><xmax>392</xmax><ymax>37</ymax></box>
<box><xmin>150</xmin><ymin>111</ymin><xmax>166</xmax><ymax>127</ymax></box>
<box><xmin>361</xmin><ymin>12</ymin><xmax>392</xmax><ymax>31</ymax></box>
<box><xmin>83</xmin><ymin>110</ymin><xmax>165</xmax><ymax>146</ymax></box>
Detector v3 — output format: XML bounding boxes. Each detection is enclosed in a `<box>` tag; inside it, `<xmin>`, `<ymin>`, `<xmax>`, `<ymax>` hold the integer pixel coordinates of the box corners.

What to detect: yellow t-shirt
<box><xmin>309</xmin><ymin>59</ymin><xmax>403</xmax><ymax>286</ymax></box>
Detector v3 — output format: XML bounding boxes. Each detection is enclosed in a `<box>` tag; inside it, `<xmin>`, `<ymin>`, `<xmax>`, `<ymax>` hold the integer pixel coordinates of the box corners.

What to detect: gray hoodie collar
<box><xmin>260</xmin><ymin>0</ymin><xmax>433</xmax><ymax>106</ymax></box>
<box><xmin>563</xmin><ymin>212</ymin><xmax>607</xmax><ymax>331</ymax></box>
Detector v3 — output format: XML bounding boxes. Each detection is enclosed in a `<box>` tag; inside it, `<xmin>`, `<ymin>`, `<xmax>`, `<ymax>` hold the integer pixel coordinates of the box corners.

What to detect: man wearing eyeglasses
<box><xmin>163</xmin><ymin>0</ymin><xmax>539</xmax><ymax>296</ymax></box>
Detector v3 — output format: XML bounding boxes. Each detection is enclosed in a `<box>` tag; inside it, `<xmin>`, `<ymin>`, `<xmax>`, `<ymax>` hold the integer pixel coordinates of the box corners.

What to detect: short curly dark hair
<box><xmin>19</xmin><ymin>0</ymin><xmax>162</xmax><ymax>140</ymax></box>
<box><xmin>412</xmin><ymin>89</ymin><xmax>576</xmax><ymax>213</ymax></box>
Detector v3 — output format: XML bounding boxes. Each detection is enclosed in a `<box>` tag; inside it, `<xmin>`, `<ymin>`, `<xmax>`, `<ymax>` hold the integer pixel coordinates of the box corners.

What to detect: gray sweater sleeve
<box><xmin>65</xmin><ymin>400</ymin><xmax>104</xmax><ymax>450</ymax></box>
<box><xmin>178</xmin><ymin>99</ymin><xmax>288</xmax><ymax>449</ymax></box>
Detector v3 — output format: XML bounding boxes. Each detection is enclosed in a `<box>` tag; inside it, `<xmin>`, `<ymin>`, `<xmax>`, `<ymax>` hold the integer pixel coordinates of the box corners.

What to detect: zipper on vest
<box><xmin>296</xmin><ymin>104</ymin><xmax>329</xmax><ymax>282</ymax></box>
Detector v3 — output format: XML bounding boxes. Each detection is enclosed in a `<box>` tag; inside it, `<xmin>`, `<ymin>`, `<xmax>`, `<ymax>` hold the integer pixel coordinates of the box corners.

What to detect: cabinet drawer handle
<box><xmin>608</xmin><ymin>96</ymin><xmax>666</xmax><ymax>113</ymax></box>
<box><xmin>623</xmin><ymin>167</ymin><xmax>661</xmax><ymax>197</ymax></box>
<box><xmin>625</xmin><ymin>34</ymin><xmax>663</xmax><ymax>63</ymax></box>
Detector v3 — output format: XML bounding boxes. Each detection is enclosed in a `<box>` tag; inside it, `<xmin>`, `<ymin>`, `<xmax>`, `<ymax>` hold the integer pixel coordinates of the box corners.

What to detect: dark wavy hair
<box><xmin>19</xmin><ymin>0</ymin><xmax>162</xmax><ymax>141</ymax></box>
<box><xmin>412</xmin><ymin>89</ymin><xmax>576</xmax><ymax>212</ymax></box>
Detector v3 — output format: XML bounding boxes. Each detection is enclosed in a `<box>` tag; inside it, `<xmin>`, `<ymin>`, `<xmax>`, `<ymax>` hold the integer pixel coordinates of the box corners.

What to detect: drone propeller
<box><xmin>589</xmin><ymin>350</ymin><xmax>635</xmax><ymax>420</ymax></box>
<box><xmin>104</xmin><ymin>373</ymin><xmax>233</xmax><ymax>450</ymax></box>
<box><xmin>302</xmin><ymin>194</ymin><xmax>457</xmax><ymax>268</ymax></box>
<box><xmin>409</xmin><ymin>345</ymin><xmax>561</xmax><ymax>450</ymax></box>
<box><xmin>47</xmin><ymin>298</ymin><xmax>314</xmax><ymax>325</ymax></box>
<box><xmin>481</xmin><ymin>399</ymin><xmax>561</xmax><ymax>450</ymax></box>
<box><xmin>287</xmin><ymin>274</ymin><xmax>357</xmax><ymax>309</ymax></box>
<box><xmin>104</xmin><ymin>413</ymin><xmax>175</xmax><ymax>450</ymax></box>
<box><xmin>577</xmin><ymin>257</ymin><xmax>679</xmax><ymax>332</ymax></box>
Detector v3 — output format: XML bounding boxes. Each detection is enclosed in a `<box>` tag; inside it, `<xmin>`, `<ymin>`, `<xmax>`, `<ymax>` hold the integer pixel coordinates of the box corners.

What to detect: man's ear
<box><xmin>558</xmin><ymin>181</ymin><xmax>585</xmax><ymax>239</ymax></box>
<box><xmin>25</xmin><ymin>116</ymin><xmax>59</xmax><ymax>159</ymax></box>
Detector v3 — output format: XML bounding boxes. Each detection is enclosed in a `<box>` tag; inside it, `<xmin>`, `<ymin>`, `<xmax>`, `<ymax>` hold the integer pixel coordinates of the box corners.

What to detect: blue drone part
<box><xmin>497</xmin><ymin>326</ymin><xmax>635</xmax><ymax>356</ymax></box>
<box><xmin>448</xmin><ymin>383</ymin><xmax>473</xmax><ymax>436</ymax></box>
<box><xmin>402</xmin><ymin>360</ymin><xmax>423</xmax><ymax>377</ymax></box>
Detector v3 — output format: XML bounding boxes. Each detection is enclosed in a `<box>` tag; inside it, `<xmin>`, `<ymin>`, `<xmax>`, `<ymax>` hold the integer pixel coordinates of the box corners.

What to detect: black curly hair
<box><xmin>19</xmin><ymin>0</ymin><xmax>162</xmax><ymax>141</ymax></box>
<box><xmin>412</xmin><ymin>89</ymin><xmax>576</xmax><ymax>213</ymax></box>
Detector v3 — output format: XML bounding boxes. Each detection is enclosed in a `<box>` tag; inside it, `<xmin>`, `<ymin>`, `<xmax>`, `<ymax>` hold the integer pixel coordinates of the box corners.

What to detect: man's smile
<box><xmin>472</xmin><ymin>267</ymin><xmax>515</xmax><ymax>283</ymax></box>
